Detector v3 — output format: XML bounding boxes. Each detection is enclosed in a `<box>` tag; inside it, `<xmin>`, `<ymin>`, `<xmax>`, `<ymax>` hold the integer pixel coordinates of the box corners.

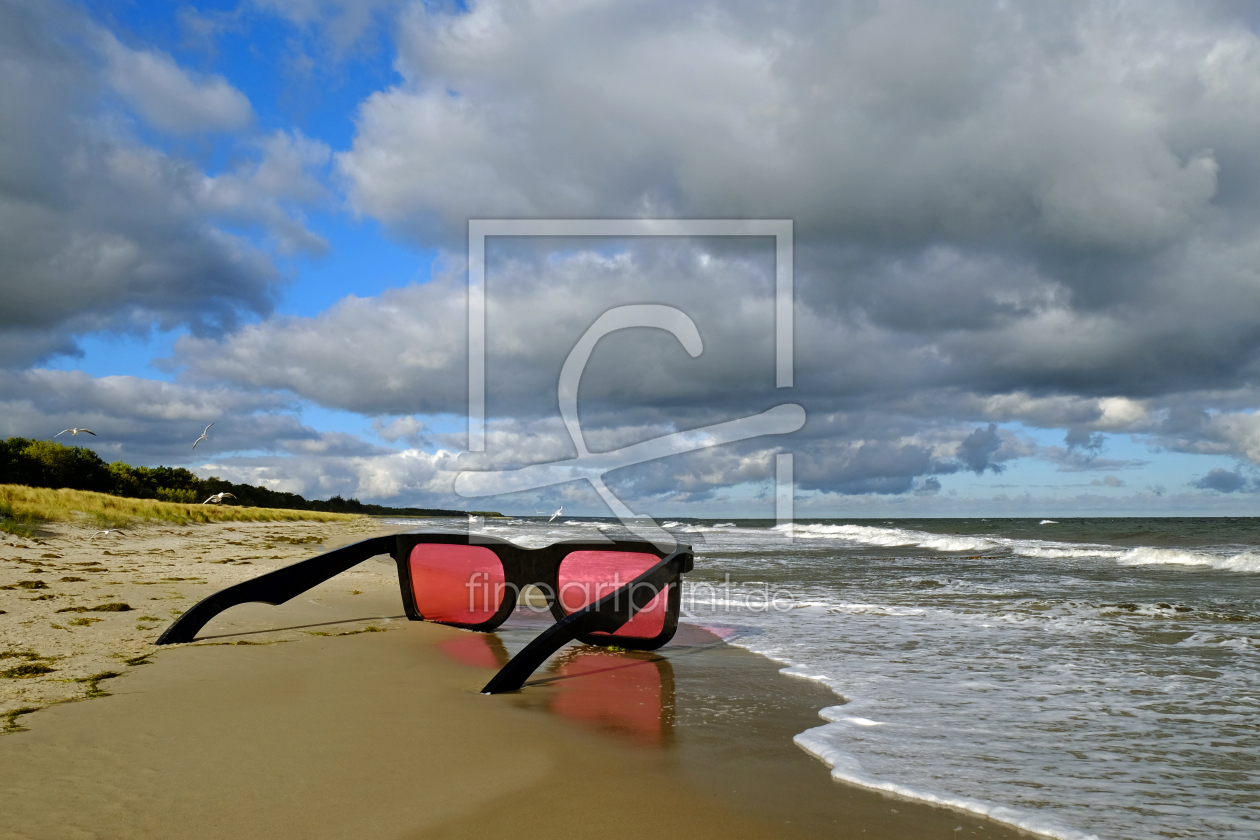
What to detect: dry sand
<box><xmin>1</xmin><ymin>517</ymin><xmax>387</xmax><ymax>718</ymax></box>
<box><xmin>1</xmin><ymin>519</ymin><xmax>1042</xmax><ymax>840</ymax></box>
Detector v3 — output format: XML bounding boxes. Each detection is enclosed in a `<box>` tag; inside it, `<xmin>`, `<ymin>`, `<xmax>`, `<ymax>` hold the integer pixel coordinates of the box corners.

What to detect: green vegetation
<box><xmin>304</xmin><ymin>625</ymin><xmax>386</xmax><ymax>637</ymax></box>
<box><xmin>74</xmin><ymin>671</ymin><xmax>121</xmax><ymax>698</ymax></box>
<box><xmin>0</xmin><ymin>436</ymin><xmax>499</xmax><ymax>519</ymax></box>
<box><xmin>1</xmin><ymin>662</ymin><xmax>56</xmax><ymax>679</ymax></box>
<box><xmin>55</xmin><ymin>603</ymin><xmax>133</xmax><ymax>613</ymax></box>
<box><xmin>0</xmin><ymin>651</ymin><xmax>49</xmax><ymax>661</ymax></box>
<box><xmin>0</xmin><ymin>498</ymin><xmax>41</xmax><ymax>538</ymax></box>
<box><xmin>0</xmin><ymin>485</ymin><xmax>356</xmax><ymax>532</ymax></box>
<box><xmin>2</xmin><ymin>706</ymin><xmax>39</xmax><ymax>734</ymax></box>
<box><xmin>0</xmin><ymin>581</ymin><xmax>47</xmax><ymax>591</ymax></box>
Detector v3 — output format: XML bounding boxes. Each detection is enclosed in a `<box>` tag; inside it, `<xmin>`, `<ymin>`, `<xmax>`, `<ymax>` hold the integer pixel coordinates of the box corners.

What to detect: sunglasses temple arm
<box><xmin>480</xmin><ymin>551</ymin><xmax>686</xmax><ymax>694</ymax></box>
<box><xmin>154</xmin><ymin>535</ymin><xmax>396</xmax><ymax>645</ymax></box>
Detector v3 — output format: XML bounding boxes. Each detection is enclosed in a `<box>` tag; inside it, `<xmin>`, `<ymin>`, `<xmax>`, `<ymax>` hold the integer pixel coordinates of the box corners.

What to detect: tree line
<box><xmin>0</xmin><ymin>437</ymin><xmax>498</xmax><ymax>517</ymax></box>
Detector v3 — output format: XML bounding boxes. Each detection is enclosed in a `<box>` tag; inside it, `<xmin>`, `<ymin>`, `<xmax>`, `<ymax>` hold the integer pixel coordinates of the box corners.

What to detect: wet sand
<box><xmin>1</xmin><ymin>520</ymin><xmax>1041</xmax><ymax>839</ymax></box>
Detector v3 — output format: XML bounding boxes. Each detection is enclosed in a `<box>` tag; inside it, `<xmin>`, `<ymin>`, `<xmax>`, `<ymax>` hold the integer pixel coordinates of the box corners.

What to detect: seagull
<box><xmin>55</xmin><ymin>428</ymin><xmax>96</xmax><ymax>438</ymax></box>
<box><xmin>192</xmin><ymin>423</ymin><xmax>214</xmax><ymax>449</ymax></box>
<box><xmin>90</xmin><ymin>529</ymin><xmax>123</xmax><ymax>539</ymax></box>
<box><xmin>202</xmin><ymin>492</ymin><xmax>235</xmax><ymax>505</ymax></box>
<box><xmin>548</xmin><ymin>506</ymin><xmax>563</xmax><ymax>523</ymax></box>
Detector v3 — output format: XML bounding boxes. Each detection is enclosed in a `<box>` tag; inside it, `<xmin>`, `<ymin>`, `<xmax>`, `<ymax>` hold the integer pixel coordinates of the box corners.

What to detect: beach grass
<box><xmin>0</xmin><ymin>485</ymin><xmax>357</xmax><ymax>533</ymax></box>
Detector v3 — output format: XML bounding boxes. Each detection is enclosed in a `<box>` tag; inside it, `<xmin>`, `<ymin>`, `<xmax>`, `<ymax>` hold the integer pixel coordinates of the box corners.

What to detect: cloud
<box><xmin>99</xmin><ymin>31</ymin><xmax>252</xmax><ymax>133</ymax></box>
<box><xmin>373</xmin><ymin>415</ymin><xmax>428</xmax><ymax>446</ymax></box>
<box><xmin>172</xmin><ymin>242</ymin><xmax>787</xmax><ymax>419</ymax></box>
<box><xmin>1190</xmin><ymin>467</ymin><xmax>1254</xmax><ymax>493</ymax></box>
<box><xmin>16</xmin><ymin>0</ymin><xmax>1260</xmax><ymax>511</ymax></box>
<box><xmin>915</xmin><ymin>477</ymin><xmax>943</xmax><ymax>495</ymax></box>
<box><xmin>339</xmin><ymin>0</ymin><xmax>1260</xmax><ymax>504</ymax></box>
<box><xmin>0</xmin><ymin>367</ymin><xmax>464</xmax><ymax>504</ymax></box>
<box><xmin>251</xmin><ymin>0</ymin><xmax>400</xmax><ymax>51</ymax></box>
<box><xmin>1065</xmin><ymin>428</ymin><xmax>1105</xmax><ymax>453</ymax></box>
<box><xmin>0</xmin><ymin>3</ymin><xmax>332</xmax><ymax>368</ymax></box>
<box><xmin>955</xmin><ymin>424</ymin><xmax>1005</xmax><ymax>475</ymax></box>
<box><xmin>340</xmin><ymin>0</ymin><xmax>1233</xmax><ymax>249</ymax></box>
<box><xmin>0</xmin><ymin>369</ymin><xmax>295</xmax><ymax>460</ymax></box>
<box><xmin>198</xmin><ymin>130</ymin><xmax>333</xmax><ymax>255</ymax></box>
<box><xmin>327</xmin><ymin>0</ymin><xmax>1260</xmax><ymax>408</ymax></box>
<box><xmin>1091</xmin><ymin>475</ymin><xmax>1125</xmax><ymax>487</ymax></box>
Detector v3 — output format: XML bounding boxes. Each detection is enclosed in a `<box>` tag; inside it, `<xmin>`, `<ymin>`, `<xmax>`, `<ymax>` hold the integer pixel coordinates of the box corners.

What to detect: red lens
<box><xmin>557</xmin><ymin>550</ymin><xmax>668</xmax><ymax>638</ymax></box>
<box><xmin>409</xmin><ymin>544</ymin><xmax>505</xmax><ymax>625</ymax></box>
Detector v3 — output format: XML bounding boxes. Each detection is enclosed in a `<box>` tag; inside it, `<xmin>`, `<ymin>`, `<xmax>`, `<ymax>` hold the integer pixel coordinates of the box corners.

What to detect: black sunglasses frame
<box><xmin>155</xmin><ymin>532</ymin><xmax>694</xmax><ymax>694</ymax></box>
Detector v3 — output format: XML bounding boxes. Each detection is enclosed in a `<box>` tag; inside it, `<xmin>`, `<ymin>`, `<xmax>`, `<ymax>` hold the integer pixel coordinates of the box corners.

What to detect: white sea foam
<box><xmin>776</xmin><ymin>523</ymin><xmax>998</xmax><ymax>553</ymax></box>
<box><xmin>682</xmin><ymin>523</ymin><xmax>746</xmax><ymax>533</ymax></box>
<box><xmin>793</xmin><ymin>728</ymin><xmax>1101</xmax><ymax>840</ymax></box>
<box><xmin>773</xmin><ymin>521</ymin><xmax>1260</xmax><ymax>574</ymax></box>
<box><xmin>1040</xmin><ymin>519</ymin><xmax>1058</xmax><ymax>524</ymax></box>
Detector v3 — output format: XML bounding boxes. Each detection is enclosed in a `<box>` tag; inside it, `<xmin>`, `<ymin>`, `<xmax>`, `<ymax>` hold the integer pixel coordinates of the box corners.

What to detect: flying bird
<box><xmin>202</xmin><ymin>493</ymin><xmax>235</xmax><ymax>505</ymax></box>
<box><xmin>192</xmin><ymin>423</ymin><xmax>214</xmax><ymax>449</ymax></box>
<box><xmin>90</xmin><ymin>529</ymin><xmax>123</xmax><ymax>539</ymax></box>
<box><xmin>548</xmin><ymin>506</ymin><xmax>563</xmax><ymax>523</ymax></box>
<box><xmin>55</xmin><ymin>428</ymin><xmax>96</xmax><ymax>438</ymax></box>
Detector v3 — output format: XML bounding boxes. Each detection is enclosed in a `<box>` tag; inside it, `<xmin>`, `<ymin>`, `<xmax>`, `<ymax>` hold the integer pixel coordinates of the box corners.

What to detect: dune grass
<box><xmin>0</xmin><ymin>485</ymin><xmax>357</xmax><ymax>534</ymax></box>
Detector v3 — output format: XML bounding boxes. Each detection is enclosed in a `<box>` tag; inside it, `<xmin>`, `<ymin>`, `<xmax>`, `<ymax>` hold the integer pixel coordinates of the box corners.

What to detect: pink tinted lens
<box><xmin>409</xmin><ymin>544</ymin><xmax>505</xmax><ymax>625</ymax></box>
<box><xmin>558</xmin><ymin>550</ymin><xmax>668</xmax><ymax>638</ymax></box>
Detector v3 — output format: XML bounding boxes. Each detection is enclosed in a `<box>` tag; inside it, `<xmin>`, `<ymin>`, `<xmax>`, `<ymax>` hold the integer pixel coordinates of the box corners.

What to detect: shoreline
<box><xmin>2</xmin><ymin>519</ymin><xmax>1045</xmax><ymax>839</ymax></box>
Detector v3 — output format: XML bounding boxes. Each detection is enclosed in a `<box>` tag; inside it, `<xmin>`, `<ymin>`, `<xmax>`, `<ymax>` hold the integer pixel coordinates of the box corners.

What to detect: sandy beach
<box><xmin>1</xmin><ymin>519</ymin><xmax>1039</xmax><ymax>839</ymax></box>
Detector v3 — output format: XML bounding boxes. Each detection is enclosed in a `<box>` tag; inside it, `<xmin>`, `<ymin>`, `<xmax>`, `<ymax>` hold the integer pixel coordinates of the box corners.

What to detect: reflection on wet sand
<box><xmin>436</xmin><ymin>633</ymin><xmax>511</xmax><ymax>670</ymax></box>
<box><xmin>434</xmin><ymin>622</ymin><xmax>677</xmax><ymax>747</ymax></box>
<box><xmin>546</xmin><ymin>649</ymin><xmax>675</xmax><ymax>747</ymax></box>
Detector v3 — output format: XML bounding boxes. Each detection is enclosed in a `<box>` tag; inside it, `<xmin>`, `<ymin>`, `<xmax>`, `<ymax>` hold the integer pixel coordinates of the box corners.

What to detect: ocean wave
<box><xmin>1018</xmin><ymin>544</ymin><xmax>1260</xmax><ymax>572</ymax></box>
<box><xmin>776</xmin><ymin>523</ymin><xmax>998</xmax><ymax>553</ymax></box>
<box><xmin>767</xmin><ymin>522</ymin><xmax>1260</xmax><ymax>574</ymax></box>
<box><xmin>1115</xmin><ymin>547</ymin><xmax>1260</xmax><ymax>572</ymax></box>
<box><xmin>1178</xmin><ymin>632</ymin><xmax>1257</xmax><ymax>650</ymax></box>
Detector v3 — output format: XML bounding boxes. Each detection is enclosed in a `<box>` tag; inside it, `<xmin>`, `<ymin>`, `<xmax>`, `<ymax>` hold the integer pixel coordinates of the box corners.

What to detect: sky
<box><xmin>6</xmin><ymin>0</ymin><xmax>1260</xmax><ymax>518</ymax></box>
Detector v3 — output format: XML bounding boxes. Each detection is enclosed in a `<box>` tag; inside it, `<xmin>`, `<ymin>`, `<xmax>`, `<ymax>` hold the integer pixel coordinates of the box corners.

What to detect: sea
<box><xmin>392</xmin><ymin>516</ymin><xmax>1260</xmax><ymax>840</ymax></box>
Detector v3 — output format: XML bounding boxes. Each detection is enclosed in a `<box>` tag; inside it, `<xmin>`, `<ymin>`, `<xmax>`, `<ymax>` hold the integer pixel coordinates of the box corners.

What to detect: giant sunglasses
<box><xmin>156</xmin><ymin>532</ymin><xmax>693</xmax><ymax>694</ymax></box>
